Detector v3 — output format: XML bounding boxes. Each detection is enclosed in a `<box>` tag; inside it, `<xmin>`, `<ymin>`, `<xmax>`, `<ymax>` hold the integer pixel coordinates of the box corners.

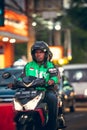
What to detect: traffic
<box><xmin>0</xmin><ymin>0</ymin><xmax>87</xmax><ymax>130</ymax></box>
<box><xmin>0</xmin><ymin>64</ymin><xmax>87</xmax><ymax>130</ymax></box>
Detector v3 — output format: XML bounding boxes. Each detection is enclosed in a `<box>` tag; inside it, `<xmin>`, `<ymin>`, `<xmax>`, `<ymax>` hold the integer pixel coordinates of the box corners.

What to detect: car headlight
<box><xmin>84</xmin><ymin>89</ymin><xmax>87</xmax><ymax>96</ymax></box>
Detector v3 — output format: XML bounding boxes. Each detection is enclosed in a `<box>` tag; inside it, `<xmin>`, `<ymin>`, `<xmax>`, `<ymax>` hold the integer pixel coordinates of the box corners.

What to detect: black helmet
<box><xmin>31</xmin><ymin>41</ymin><xmax>49</xmax><ymax>62</ymax></box>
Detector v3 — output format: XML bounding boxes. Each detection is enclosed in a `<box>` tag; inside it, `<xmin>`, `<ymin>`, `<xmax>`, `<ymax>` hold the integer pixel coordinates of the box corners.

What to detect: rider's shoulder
<box><xmin>47</xmin><ymin>61</ymin><xmax>55</xmax><ymax>67</ymax></box>
<box><xmin>25</xmin><ymin>61</ymin><xmax>35</xmax><ymax>67</ymax></box>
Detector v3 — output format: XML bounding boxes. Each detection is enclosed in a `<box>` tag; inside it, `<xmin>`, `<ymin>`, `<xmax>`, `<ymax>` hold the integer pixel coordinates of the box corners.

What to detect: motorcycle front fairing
<box><xmin>14</xmin><ymin>91</ymin><xmax>44</xmax><ymax>111</ymax></box>
<box><xmin>14</xmin><ymin>89</ymin><xmax>48</xmax><ymax>127</ymax></box>
<box><xmin>14</xmin><ymin>77</ymin><xmax>48</xmax><ymax>126</ymax></box>
<box><xmin>2</xmin><ymin>72</ymin><xmax>49</xmax><ymax>128</ymax></box>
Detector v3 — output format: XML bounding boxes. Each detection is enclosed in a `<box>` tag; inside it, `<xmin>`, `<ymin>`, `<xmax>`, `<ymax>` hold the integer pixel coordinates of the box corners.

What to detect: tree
<box><xmin>63</xmin><ymin>0</ymin><xmax>87</xmax><ymax>63</ymax></box>
<box><xmin>67</xmin><ymin>0</ymin><xmax>87</xmax><ymax>30</ymax></box>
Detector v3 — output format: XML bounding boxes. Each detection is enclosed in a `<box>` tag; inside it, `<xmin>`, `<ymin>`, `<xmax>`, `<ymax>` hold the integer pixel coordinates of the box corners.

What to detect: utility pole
<box><xmin>26</xmin><ymin>0</ymin><xmax>63</xmax><ymax>60</ymax></box>
<box><xmin>26</xmin><ymin>0</ymin><xmax>35</xmax><ymax>61</ymax></box>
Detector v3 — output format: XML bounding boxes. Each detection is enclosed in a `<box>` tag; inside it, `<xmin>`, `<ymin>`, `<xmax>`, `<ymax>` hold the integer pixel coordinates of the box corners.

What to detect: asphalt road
<box><xmin>64</xmin><ymin>105</ymin><xmax>87</xmax><ymax>130</ymax></box>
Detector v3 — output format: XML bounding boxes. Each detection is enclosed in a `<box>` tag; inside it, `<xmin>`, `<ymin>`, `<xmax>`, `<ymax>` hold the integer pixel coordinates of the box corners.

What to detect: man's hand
<box><xmin>48</xmin><ymin>80</ymin><xmax>54</xmax><ymax>85</ymax></box>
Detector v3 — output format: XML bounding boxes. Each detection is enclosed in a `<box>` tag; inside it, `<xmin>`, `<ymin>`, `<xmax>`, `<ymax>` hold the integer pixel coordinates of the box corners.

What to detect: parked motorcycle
<box><xmin>2</xmin><ymin>71</ymin><xmax>66</xmax><ymax>130</ymax></box>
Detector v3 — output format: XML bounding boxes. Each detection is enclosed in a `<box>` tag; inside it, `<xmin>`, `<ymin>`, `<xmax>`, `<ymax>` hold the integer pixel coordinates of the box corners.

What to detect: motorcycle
<box><xmin>2</xmin><ymin>71</ymin><xmax>66</xmax><ymax>130</ymax></box>
<box><xmin>55</xmin><ymin>83</ymin><xmax>66</xmax><ymax>129</ymax></box>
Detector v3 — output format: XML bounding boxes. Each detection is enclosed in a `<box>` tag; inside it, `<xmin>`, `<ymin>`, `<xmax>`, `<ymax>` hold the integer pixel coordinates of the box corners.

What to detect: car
<box><xmin>0</xmin><ymin>66</ymin><xmax>24</xmax><ymax>102</ymax></box>
<box><xmin>58</xmin><ymin>67</ymin><xmax>75</xmax><ymax>112</ymax></box>
<box><xmin>63</xmin><ymin>64</ymin><xmax>87</xmax><ymax>102</ymax></box>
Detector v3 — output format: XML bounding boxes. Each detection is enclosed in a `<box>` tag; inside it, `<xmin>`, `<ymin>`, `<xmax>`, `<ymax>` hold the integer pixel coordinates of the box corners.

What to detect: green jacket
<box><xmin>24</xmin><ymin>61</ymin><xmax>58</xmax><ymax>85</ymax></box>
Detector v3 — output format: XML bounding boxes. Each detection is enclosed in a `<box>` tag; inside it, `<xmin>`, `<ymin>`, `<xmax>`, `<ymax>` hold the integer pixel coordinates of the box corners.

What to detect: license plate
<box><xmin>15</xmin><ymin>90</ymin><xmax>37</xmax><ymax>98</ymax></box>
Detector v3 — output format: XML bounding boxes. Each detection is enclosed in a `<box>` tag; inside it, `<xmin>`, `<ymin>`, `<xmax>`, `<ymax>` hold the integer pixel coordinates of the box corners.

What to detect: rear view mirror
<box><xmin>2</xmin><ymin>72</ymin><xmax>11</xmax><ymax>79</ymax></box>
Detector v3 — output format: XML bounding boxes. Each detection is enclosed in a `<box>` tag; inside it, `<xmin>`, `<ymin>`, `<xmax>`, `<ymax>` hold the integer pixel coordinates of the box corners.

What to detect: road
<box><xmin>63</xmin><ymin>105</ymin><xmax>87</xmax><ymax>130</ymax></box>
<box><xmin>0</xmin><ymin>102</ymin><xmax>87</xmax><ymax>130</ymax></box>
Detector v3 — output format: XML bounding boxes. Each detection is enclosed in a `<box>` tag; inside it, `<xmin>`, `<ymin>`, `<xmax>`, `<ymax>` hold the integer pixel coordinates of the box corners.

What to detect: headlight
<box><xmin>84</xmin><ymin>89</ymin><xmax>87</xmax><ymax>96</ymax></box>
<box><xmin>58</xmin><ymin>90</ymin><xmax>62</xmax><ymax>95</ymax></box>
<box><xmin>70</xmin><ymin>92</ymin><xmax>74</xmax><ymax>97</ymax></box>
<box><xmin>64</xmin><ymin>94</ymin><xmax>68</xmax><ymax>99</ymax></box>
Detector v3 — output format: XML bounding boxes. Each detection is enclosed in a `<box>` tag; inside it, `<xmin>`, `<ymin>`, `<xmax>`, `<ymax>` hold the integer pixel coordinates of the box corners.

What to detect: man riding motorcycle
<box><xmin>8</xmin><ymin>41</ymin><xmax>59</xmax><ymax>130</ymax></box>
<box><xmin>22</xmin><ymin>41</ymin><xmax>59</xmax><ymax>130</ymax></box>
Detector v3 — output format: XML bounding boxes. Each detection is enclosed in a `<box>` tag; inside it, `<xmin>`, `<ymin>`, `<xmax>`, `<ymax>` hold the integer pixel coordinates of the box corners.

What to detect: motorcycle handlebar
<box><xmin>2</xmin><ymin>72</ymin><xmax>55</xmax><ymax>90</ymax></box>
<box><xmin>2</xmin><ymin>72</ymin><xmax>47</xmax><ymax>89</ymax></box>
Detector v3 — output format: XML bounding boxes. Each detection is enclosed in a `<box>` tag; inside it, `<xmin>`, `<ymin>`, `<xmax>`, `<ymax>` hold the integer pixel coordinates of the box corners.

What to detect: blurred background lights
<box><xmin>9</xmin><ymin>38</ymin><xmax>16</xmax><ymax>43</ymax></box>
<box><xmin>32</xmin><ymin>21</ymin><xmax>37</xmax><ymax>26</ymax></box>
<box><xmin>47</xmin><ymin>21</ymin><xmax>54</xmax><ymax>30</ymax></box>
<box><xmin>55</xmin><ymin>24</ymin><xmax>61</xmax><ymax>30</ymax></box>
<box><xmin>2</xmin><ymin>37</ymin><xmax>9</xmax><ymax>42</ymax></box>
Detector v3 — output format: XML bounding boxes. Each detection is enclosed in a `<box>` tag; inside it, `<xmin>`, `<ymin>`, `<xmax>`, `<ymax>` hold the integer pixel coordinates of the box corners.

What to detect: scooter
<box><xmin>2</xmin><ymin>72</ymin><xmax>61</xmax><ymax>130</ymax></box>
<box><xmin>2</xmin><ymin>71</ymin><xmax>66</xmax><ymax>130</ymax></box>
<box><xmin>2</xmin><ymin>72</ymin><xmax>49</xmax><ymax>130</ymax></box>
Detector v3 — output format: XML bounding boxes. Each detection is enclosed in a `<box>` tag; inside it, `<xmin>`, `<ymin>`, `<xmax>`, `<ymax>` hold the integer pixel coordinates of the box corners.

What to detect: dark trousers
<box><xmin>43</xmin><ymin>90</ymin><xmax>58</xmax><ymax>130</ymax></box>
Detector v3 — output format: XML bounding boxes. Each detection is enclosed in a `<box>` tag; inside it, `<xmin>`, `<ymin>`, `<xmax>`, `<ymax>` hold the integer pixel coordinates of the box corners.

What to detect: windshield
<box><xmin>64</xmin><ymin>68</ymin><xmax>87</xmax><ymax>82</ymax></box>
